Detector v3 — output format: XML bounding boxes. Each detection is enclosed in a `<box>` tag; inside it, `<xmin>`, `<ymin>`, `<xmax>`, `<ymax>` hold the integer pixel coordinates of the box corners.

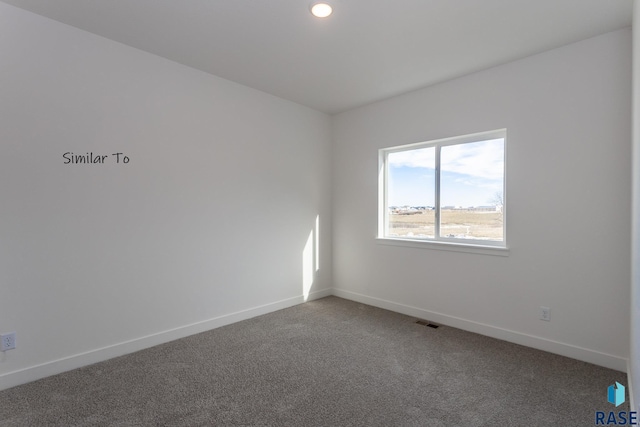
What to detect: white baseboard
<box><xmin>332</xmin><ymin>288</ymin><xmax>628</xmax><ymax>372</ymax></box>
<box><xmin>1</xmin><ymin>286</ymin><xmax>627</xmax><ymax>391</ymax></box>
<box><xmin>0</xmin><ymin>288</ymin><xmax>332</xmax><ymax>391</ymax></box>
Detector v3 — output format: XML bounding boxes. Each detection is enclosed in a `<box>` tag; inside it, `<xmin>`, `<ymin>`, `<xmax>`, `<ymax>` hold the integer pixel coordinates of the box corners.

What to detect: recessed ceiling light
<box><xmin>310</xmin><ymin>2</ymin><xmax>333</xmax><ymax>18</ymax></box>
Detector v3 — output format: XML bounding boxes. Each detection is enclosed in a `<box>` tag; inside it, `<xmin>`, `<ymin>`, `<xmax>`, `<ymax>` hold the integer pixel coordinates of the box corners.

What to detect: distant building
<box><xmin>469</xmin><ymin>205</ymin><xmax>503</xmax><ymax>212</ymax></box>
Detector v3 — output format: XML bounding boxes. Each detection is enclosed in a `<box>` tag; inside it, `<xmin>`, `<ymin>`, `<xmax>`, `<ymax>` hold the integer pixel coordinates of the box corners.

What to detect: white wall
<box><xmin>0</xmin><ymin>1</ymin><xmax>632</xmax><ymax>393</ymax></box>
<box><xmin>0</xmin><ymin>3</ymin><xmax>332</xmax><ymax>390</ymax></box>
<box><xmin>631</xmin><ymin>0</ymin><xmax>640</xmax><ymax>411</ymax></box>
<box><xmin>332</xmin><ymin>29</ymin><xmax>632</xmax><ymax>371</ymax></box>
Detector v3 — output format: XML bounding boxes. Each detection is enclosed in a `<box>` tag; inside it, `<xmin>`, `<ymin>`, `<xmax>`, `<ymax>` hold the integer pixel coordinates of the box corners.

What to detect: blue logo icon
<box><xmin>595</xmin><ymin>383</ymin><xmax>635</xmax><ymax>425</ymax></box>
<box><xmin>608</xmin><ymin>382</ymin><xmax>626</xmax><ymax>407</ymax></box>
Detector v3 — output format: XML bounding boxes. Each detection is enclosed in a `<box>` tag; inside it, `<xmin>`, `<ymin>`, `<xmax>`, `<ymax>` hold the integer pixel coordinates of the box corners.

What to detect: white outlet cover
<box><xmin>540</xmin><ymin>307</ymin><xmax>551</xmax><ymax>321</ymax></box>
<box><xmin>1</xmin><ymin>332</ymin><xmax>16</xmax><ymax>351</ymax></box>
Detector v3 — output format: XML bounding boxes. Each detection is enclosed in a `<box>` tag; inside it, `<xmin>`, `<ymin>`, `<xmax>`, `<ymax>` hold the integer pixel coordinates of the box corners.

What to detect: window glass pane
<box><xmin>387</xmin><ymin>147</ymin><xmax>435</xmax><ymax>238</ymax></box>
<box><xmin>440</xmin><ymin>138</ymin><xmax>504</xmax><ymax>241</ymax></box>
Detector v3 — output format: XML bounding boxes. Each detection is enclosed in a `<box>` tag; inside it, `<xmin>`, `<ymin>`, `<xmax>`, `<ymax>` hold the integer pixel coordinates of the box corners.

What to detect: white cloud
<box><xmin>441</xmin><ymin>139</ymin><xmax>504</xmax><ymax>180</ymax></box>
<box><xmin>389</xmin><ymin>139</ymin><xmax>504</xmax><ymax>181</ymax></box>
<box><xmin>454</xmin><ymin>177</ymin><xmax>502</xmax><ymax>190</ymax></box>
<box><xmin>388</xmin><ymin>147</ymin><xmax>435</xmax><ymax>169</ymax></box>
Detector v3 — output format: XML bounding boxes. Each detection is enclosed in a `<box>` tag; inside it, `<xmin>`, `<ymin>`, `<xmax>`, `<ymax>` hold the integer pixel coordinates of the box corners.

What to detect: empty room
<box><xmin>1</xmin><ymin>1</ymin><xmax>639</xmax><ymax>426</ymax></box>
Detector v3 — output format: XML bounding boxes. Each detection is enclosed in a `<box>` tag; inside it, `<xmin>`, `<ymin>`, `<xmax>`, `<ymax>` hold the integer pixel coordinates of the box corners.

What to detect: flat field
<box><xmin>388</xmin><ymin>209</ymin><xmax>503</xmax><ymax>241</ymax></box>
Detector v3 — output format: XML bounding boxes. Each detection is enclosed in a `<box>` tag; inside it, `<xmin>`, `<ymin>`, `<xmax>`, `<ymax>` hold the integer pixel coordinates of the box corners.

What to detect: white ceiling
<box><xmin>1</xmin><ymin>0</ymin><xmax>632</xmax><ymax>114</ymax></box>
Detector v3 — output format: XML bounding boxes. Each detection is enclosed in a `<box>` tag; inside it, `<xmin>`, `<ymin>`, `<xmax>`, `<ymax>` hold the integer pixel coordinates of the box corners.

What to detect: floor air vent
<box><xmin>416</xmin><ymin>320</ymin><xmax>439</xmax><ymax>329</ymax></box>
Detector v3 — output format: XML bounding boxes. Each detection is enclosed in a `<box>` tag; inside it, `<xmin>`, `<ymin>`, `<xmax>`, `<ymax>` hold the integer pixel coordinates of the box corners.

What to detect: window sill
<box><xmin>376</xmin><ymin>237</ymin><xmax>510</xmax><ymax>257</ymax></box>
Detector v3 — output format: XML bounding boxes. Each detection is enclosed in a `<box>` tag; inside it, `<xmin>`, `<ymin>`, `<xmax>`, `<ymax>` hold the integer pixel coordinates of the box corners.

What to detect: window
<box><xmin>378</xmin><ymin>129</ymin><xmax>506</xmax><ymax>250</ymax></box>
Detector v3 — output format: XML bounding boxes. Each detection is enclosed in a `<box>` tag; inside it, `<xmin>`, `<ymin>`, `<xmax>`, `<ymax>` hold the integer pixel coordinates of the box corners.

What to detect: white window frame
<box><xmin>377</xmin><ymin>129</ymin><xmax>508</xmax><ymax>256</ymax></box>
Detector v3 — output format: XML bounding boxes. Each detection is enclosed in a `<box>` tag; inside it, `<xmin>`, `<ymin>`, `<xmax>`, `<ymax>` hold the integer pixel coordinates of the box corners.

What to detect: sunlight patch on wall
<box><xmin>302</xmin><ymin>229</ymin><xmax>314</xmax><ymax>301</ymax></box>
<box><xmin>302</xmin><ymin>215</ymin><xmax>320</xmax><ymax>301</ymax></box>
<box><xmin>315</xmin><ymin>215</ymin><xmax>320</xmax><ymax>272</ymax></box>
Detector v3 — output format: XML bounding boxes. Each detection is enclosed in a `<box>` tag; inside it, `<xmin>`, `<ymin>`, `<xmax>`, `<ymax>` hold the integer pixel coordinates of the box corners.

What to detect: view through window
<box><xmin>380</xmin><ymin>130</ymin><xmax>506</xmax><ymax>246</ymax></box>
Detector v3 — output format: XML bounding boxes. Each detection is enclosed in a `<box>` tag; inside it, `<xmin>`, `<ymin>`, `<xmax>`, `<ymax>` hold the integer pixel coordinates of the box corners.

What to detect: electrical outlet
<box><xmin>540</xmin><ymin>306</ymin><xmax>551</xmax><ymax>322</ymax></box>
<box><xmin>1</xmin><ymin>332</ymin><xmax>16</xmax><ymax>351</ymax></box>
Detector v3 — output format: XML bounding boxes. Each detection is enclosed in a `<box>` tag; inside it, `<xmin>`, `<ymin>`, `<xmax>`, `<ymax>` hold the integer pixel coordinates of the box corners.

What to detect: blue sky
<box><xmin>387</xmin><ymin>139</ymin><xmax>504</xmax><ymax>207</ymax></box>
